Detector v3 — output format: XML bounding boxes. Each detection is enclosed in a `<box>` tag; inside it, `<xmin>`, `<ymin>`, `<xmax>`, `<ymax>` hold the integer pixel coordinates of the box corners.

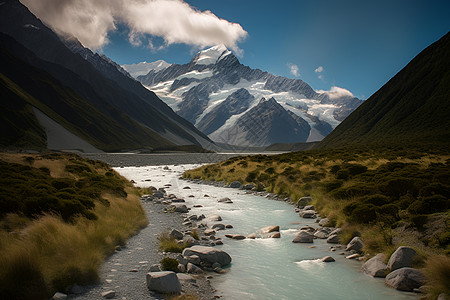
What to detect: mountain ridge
<box><xmin>319</xmin><ymin>31</ymin><xmax>450</xmax><ymax>150</ymax></box>
<box><xmin>0</xmin><ymin>0</ymin><xmax>214</xmax><ymax>151</ymax></box>
<box><xmin>136</xmin><ymin>44</ymin><xmax>362</xmax><ymax>147</ymax></box>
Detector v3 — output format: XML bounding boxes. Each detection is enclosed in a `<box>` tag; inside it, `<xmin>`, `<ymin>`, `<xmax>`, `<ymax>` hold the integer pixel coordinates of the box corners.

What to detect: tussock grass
<box><xmin>183</xmin><ymin>149</ymin><xmax>450</xmax><ymax>298</ymax></box>
<box><xmin>0</xmin><ymin>153</ymin><xmax>147</xmax><ymax>299</ymax></box>
<box><xmin>158</xmin><ymin>232</ymin><xmax>188</xmax><ymax>253</ymax></box>
<box><xmin>424</xmin><ymin>255</ymin><xmax>450</xmax><ymax>298</ymax></box>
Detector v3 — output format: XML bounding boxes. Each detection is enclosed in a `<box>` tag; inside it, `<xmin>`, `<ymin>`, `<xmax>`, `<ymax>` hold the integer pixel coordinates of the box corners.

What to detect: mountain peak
<box><xmin>192</xmin><ymin>44</ymin><xmax>232</xmax><ymax>65</ymax></box>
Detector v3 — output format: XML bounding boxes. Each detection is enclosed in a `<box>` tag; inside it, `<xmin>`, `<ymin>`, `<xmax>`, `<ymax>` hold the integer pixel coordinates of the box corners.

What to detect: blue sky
<box><xmin>24</xmin><ymin>0</ymin><xmax>450</xmax><ymax>100</ymax></box>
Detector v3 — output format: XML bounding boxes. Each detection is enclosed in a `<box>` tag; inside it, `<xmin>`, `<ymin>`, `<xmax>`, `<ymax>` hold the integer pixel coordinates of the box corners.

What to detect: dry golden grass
<box><xmin>0</xmin><ymin>153</ymin><xmax>148</xmax><ymax>299</ymax></box>
<box><xmin>423</xmin><ymin>255</ymin><xmax>450</xmax><ymax>298</ymax></box>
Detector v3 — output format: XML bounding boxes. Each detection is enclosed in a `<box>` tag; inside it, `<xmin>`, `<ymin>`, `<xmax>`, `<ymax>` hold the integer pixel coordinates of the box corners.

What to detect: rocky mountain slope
<box><xmin>320</xmin><ymin>31</ymin><xmax>450</xmax><ymax>150</ymax></box>
<box><xmin>136</xmin><ymin>44</ymin><xmax>362</xmax><ymax>147</ymax></box>
<box><xmin>0</xmin><ymin>0</ymin><xmax>213</xmax><ymax>151</ymax></box>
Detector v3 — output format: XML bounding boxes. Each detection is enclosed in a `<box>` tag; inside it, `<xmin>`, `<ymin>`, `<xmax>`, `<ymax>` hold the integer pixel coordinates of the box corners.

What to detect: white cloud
<box><xmin>21</xmin><ymin>0</ymin><xmax>248</xmax><ymax>55</ymax></box>
<box><xmin>314</xmin><ymin>66</ymin><xmax>324</xmax><ymax>73</ymax></box>
<box><xmin>317</xmin><ymin>86</ymin><xmax>354</xmax><ymax>99</ymax></box>
<box><xmin>318</xmin><ymin>74</ymin><xmax>324</xmax><ymax>80</ymax></box>
<box><xmin>287</xmin><ymin>63</ymin><xmax>299</xmax><ymax>77</ymax></box>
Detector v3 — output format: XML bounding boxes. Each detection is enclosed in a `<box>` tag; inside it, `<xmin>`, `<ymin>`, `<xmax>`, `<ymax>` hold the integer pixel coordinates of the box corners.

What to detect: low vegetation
<box><xmin>183</xmin><ymin>146</ymin><xmax>450</xmax><ymax>297</ymax></box>
<box><xmin>158</xmin><ymin>232</ymin><xmax>189</xmax><ymax>253</ymax></box>
<box><xmin>0</xmin><ymin>153</ymin><xmax>147</xmax><ymax>299</ymax></box>
<box><xmin>161</xmin><ymin>257</ymin><xmax>180</xmax><ymax>272</ymax></box>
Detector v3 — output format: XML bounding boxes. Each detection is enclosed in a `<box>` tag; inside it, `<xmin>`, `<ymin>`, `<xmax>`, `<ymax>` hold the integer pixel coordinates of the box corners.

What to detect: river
<box><xmin>115</xmin><ymin>162</ymin><xmax>418</xmax><ymax>300</ymax></box>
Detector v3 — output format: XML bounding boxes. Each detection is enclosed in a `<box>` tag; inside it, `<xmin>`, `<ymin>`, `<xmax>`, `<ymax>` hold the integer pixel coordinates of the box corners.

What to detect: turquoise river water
<box><xmin>116</xmin><ymin>164</ymin><xmax>418</xmax><ymax>300</ymax></box>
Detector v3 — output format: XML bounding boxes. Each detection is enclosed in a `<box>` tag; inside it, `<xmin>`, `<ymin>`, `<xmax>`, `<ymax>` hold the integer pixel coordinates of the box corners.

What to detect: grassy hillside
<box><xmin>183</xmin><ymin>148</ymin><xmax>449</xmax><ymax>296</ymax></box>
<box><xmin>320</xmin><ymin>31</ymin><xmax>450</xmax><ymax>149</ymax></box>
<box><xmin>0</xmin><ymin>153</ymin><xmax>147</xmax><ymax>299</ymax></box>
<box><xmin>0</xmin><ymin>36</ymin><xmax>177</xmax><ymax>152</ymax></box>
<box><xmin>0</xmin><ymin>78</ymin><xmax>47</xmax><ymax>150</ymax></box>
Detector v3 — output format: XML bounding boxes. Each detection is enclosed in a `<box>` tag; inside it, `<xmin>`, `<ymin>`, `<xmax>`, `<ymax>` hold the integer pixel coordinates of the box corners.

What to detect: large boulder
<box><xmin>292</xmin><ymin>231</ymin><xmax>314</xmax><ymax>243</ymax></box>
<box><xmin>361</xmin><ymin>254</ymin><xmax>389</xmax><ymax>278</ymax></box>
<box><xmin>318</xmin><ymin>218</ymin><xmax>329</xmax><ymax>227</ymax></box>
<box><xmin>169</xmin><ymin>229</ymin><xmax>184</xmax><ymax>240</ymax></box>
<box><xmin>170</xmin><ymin>204</ymin><xmax>188</xmax><ymax>213</ymax></box>
<box><xmin>387</xmin><ymin>246</ymin><xmax>417</xmax><ymax>271</ymax></box>
<box><xmin>242</xmin><ymin>184</ymin><xmax>256</xmax><ymax>190</ymax></box>
<box><xmin>218</xmin><ymin>197</ymin><xmax>233</xmax><ymax>203</ymax></box>
<box><xmin>206</xmin><ymin>214</ymin><xmax>222</xmax><ymax>222</ymax></box>
<box><xmin>303</xmin><ymin>205</ymin><xmax>315</xmax><ymax>211</ymax></box>
<box><xmin>314</xmin><ymin>229</ymin><xmax>330</xmax><ymax>239</ymax></box>
<box><xmin>146</xmin><ymin>271</ymin><xmax>181</xmax><ymax>294</ymax></box>
<box><xmin>153</xmin><ymin>190</ymin><xmax>165</xmax><ymax>199</ymax></box>
<box><xmin>299</xmin><ymin>210</ymin><xmax>316</xmax><ymax>218</ymax></box>
<box><xmin>327</xmin><ymin>234</ymin><xmax>340</xmax><ymax>244</ymax></box>
<box><xmin>229</xmin><ymin>181</ymin><xmax>242</xmax><ymax>189</ymax></box>
<box><xmin>260</xmin><ymin>225</ymin><xmax>280</xmax><ymax>234</ymax></box>
<box><xmin>182</xmin><ymin>246</ymin><xmax>232</xmax><ymax>267</ymax></box>
<box><xmin>385</xmin><ymin>268</ymin><xmax>426</xmax><ymax>292</ymax></box>
<box><xmin>211</xmin><ymin>223</ymin><xmax>226</xmax><ymax>230</ymax></box>
<box><xmin>346</xmin><ymin>237</ymin><xmax>364</xmax><ymax>252</ymax></box>
<box><xmin>296</xmin><ymin>196</ymin><xmax>312</xmax><ymax>208</ymax></box>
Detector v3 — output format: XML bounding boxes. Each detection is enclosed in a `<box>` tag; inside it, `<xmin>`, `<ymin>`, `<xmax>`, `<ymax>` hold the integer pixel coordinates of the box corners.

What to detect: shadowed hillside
<box><xmin>320</xmin><ymin>31</ymin><xmax>450</xmax><ymax>150</ymax></box>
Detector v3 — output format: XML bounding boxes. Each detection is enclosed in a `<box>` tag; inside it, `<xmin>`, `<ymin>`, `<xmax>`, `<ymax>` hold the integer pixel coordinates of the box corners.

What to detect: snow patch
<box><xmin>122</xmin><ymin>60</ymin><xmax>171</xmax><ymax>78</ymax></box>
<box><xmin>176</xmin><ymin>70</ymin><xmax>213</xmax><ymax>80</ymax></box>
<box><xmin>195</xmin><ymin>44</ymin><xmax>231</xmax><ymax>65</ymax></box>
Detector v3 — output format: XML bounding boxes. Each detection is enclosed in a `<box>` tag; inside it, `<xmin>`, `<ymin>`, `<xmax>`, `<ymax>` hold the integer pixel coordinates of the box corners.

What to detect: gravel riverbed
<box><xmin>70</xmin><ymin>201</ymin><xmax>216</xmax><ymax>300</ymax></box>
<box><xmin>68</xmin><ymin>153</ymin><xmax>239</xmax><ymax>299</ymax></box>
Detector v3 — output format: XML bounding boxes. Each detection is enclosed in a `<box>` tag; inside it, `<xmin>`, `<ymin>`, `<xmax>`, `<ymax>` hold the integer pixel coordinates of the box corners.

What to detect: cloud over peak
<box><xmin>21</xmin><ymin>0</ymin><xmax>248</xmax><ymax>54</ymax></box>
<box><xmin>287</xmin><ymin>63</ymin><xmax>299</xmax><ymax>77</ymax></box>
<box><xmin>317</xmin><ymin>86</ymin><xmax>354</xmax><ymax>99</ymax></box>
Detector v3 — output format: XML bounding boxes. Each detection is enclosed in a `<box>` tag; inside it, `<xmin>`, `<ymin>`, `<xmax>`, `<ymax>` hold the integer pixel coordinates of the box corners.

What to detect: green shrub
<box><xmin>161</xmin><ymin>257</ymin><xmax>179</xmax><ymax>272</ymax></box>
<box><xmin>245</xmin><ymin>171</ymin><xmax>258</xmax><ymax>183</ymax></box>
<box><xmin>419</xmin><ymin>183</ymin><xmax>450</xmax><ymax>198</ymax></box>
<box><xmin>362</xmin><ymin>194</ymin><xmax>390</xmax><ymax>206</ymax></box>
<box><xmin>336</xmin><ymin>169</ymin><xmax>350</xmax><ymax>180</ymax></box>
<box><xmin>408</xmin><ymin>195</ymin><xmax>448</xmax><ymax>214</ymax></box>
<box><xmin>329</xmin><ymin>184</ymin><xmax>375</xmax><ymax>199</ymax></box>
<box><xmin>330</xmin><ymin>165</ymin><xmax>341</xmax><ymax>175</ymax></box>
<box><xmin>265</xmin><ymin>167</ymin><xmax>275</xmax><ymax>174</ymax></box>
<box><xmin>346</xmin><ymin>164</ymin><xmax>368</xmax><ymax>176</ymax></box>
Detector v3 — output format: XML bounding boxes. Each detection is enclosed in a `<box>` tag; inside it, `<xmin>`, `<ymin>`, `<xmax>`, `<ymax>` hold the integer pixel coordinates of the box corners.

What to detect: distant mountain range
<box><xmin>0</xmin><ymin>0</ymin><xmax>213</xmax><ymax>152</ymax></box>
<box><xmin>320</xmin><ymin>31</ymin><xmax>450</xmax><ymax>150</ymax></box>
<box><xmin>131</xmin><ymin>44</ymin><xmax>363</xmax><ymax>147</ymax></box>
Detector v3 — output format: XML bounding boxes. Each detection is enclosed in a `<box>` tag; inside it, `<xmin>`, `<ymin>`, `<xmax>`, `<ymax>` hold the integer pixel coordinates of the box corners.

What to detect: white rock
<box><xmin>101</xmin><ymin>290</ymin><xmax>115</xmax><ymax>299</ymax></box>
<box><xmin>52</xmin><ymin>292</ymin><xmax>68</xmax><ymax>300</ymax></box>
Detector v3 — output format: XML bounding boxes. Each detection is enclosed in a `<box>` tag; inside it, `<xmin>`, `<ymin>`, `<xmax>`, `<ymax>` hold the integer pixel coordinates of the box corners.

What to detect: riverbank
<box><xmin>182</xmin><ymin>150</ymin><xmax>450</xmax><ymax>299</ymax></box>
<box><xmin>115</xmin><ymin>164</ymin><xmax>419</xmax><ymax>300</ymax></box>
<box><xmin>70</xmin><ymin>200</ymin><xmax>216</xmax><ymax>300</ymax></box>
<box><xmin>80</xmin><ymin>152</ymin><xmax>244</xmax><ymax>167</ymax></box>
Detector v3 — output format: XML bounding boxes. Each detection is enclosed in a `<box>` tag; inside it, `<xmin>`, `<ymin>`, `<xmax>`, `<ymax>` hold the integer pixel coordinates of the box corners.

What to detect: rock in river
<box><xmin>260</xmin><ymin>225</ymin><xmax>280</xmax><ymax>234</ymax></box>
<box><xmin>292</xmin><ymin>231</ymin><xmax>314</xmax><ymax>243</ymax></box>
<box><xmin>182</xmin><ymin>245</ymin><xmax>232</xmax><ymax>267</ymax></box>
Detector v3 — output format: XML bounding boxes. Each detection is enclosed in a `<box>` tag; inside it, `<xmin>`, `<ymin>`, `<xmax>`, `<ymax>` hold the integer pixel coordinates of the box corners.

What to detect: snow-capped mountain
<box><xmin>122</xmin><ymin>60</ymin><xmax>172</xmax><ymax>78</ymax></box>
<box><xmin>136</xmin><ymin>44</ymin><xmax>363</xmax><ymax>147</ymax></box>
